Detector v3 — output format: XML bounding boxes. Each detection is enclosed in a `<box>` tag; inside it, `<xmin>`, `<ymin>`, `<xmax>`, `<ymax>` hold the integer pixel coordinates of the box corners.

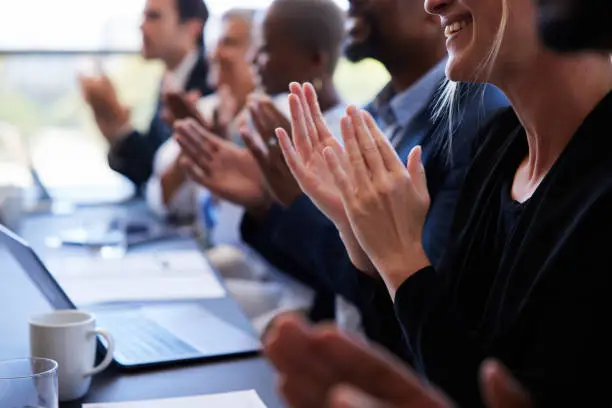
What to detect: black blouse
<box><xmin>395</xmin><ymin>92</ymin><xmax>612</xmax><ymax>407</ymax></box>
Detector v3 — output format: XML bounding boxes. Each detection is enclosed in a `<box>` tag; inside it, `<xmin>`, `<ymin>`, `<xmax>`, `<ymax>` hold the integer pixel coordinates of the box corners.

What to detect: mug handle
<box><xmin>85</xmin><ymin>328</ymin><xmax>115</xmax><ymax>377</ymax></box>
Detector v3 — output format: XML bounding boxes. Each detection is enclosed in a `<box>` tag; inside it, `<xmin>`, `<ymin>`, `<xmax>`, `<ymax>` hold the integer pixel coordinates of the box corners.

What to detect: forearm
<box><xmin>393</xmin><ymin>266</ymin><xmax>488</xmax><ymax>404</ymax></box>
<box><xmin>337</xmin><ymin>226</ymin><xmax>377</xmax><ymax>277</ymax></box>
<box><xmin>107</xmin><ymin>130</ymin><xmax>155</xmax><ymax>186</ymax></box>
<box><xmin>375</xmin><ymin>243</ymin><xmax>432</xmax><ymax>299</ymax></box>
<box><xmin>270</xmin><ymin>197</ymin><xmax>374</xmax><ymax>302</ymax></box>
<box><xmin>239</xmin><ymin>206</ymin><xmax>322</xmax><ymax>290</ymax></box>
<box><xmin>108</xmin><ymin>117</ymin><xmax>170</xmax><ymax>186</ymax></box>
<box><xmin>160</xmin><ymin>160</ymin><xmax>187</xmax><ymax>206</ymax></box>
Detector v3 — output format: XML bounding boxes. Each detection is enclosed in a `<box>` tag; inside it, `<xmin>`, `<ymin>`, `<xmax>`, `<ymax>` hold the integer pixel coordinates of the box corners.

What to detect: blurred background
<box><xmin>0</xmin><ymin>0</ymin><xmax>389</xmax><ymax>203</ymax></box>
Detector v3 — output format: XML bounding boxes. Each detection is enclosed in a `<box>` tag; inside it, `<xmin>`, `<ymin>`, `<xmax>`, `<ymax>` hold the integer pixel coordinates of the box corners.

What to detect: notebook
<box><xmin>83</xmin><ymin>390</ymin><xmax>267</xmax><ymax>408</ymax></box>
<box><xmin>45</xmin><ymin>250</ymin><xmax>227</xmax><ymax>306</ymax></box>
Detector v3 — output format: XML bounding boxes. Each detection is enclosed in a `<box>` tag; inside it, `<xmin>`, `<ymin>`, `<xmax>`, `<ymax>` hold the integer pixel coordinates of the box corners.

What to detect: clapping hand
<box><xmin>161</xmin><ymin>90</ymin><xmax>202</xmax><ymax>127</ymax></box>
<box><xmin>210</xmin><ymin>84</ymin><xmax>238</xmax><ymax>139</ymax></box>
<box><xmin>323</xmin><ymin>105</ymin><xmax>431</xmax><ymax>295</ymax></box>
<box><xmin>276</xmin><ymin>83</ymin><xmax>376</xmax><ymax>275</ymax></box>
<box><xmin>265</xmin><ymin>314</ymin><xmax>533</xmax><ymax>408</ymax></box>
<box><xmin>174</xmin><ymin>118</ymin><xmax>268</xmax><ymax>208</ymax></box>
<box><xmin>241</xmin><ymin>94</ymin><xmax>303</xmax><ymax>207</ymax></box>
<box><xmin>79</xmin><ymin>74</ymin><xmax>130</xmax><ymax>143</ymax></box>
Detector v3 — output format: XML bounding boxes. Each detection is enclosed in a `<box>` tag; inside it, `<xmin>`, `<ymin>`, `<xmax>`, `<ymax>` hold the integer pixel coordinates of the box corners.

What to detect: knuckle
<box><xmin>359</xmin><ymin>188</ymin><xmax>378</xmax><ymax>209</ymax></box>
<box><xmin>362</xmin><ymin>142</ymin><xmax>378</xmax><ymax>154</ymax></box>
<box><xmin>375</xmin><ymin>179</ymin><xmax>396</xmax><ymax>196</ymax></box>
<box><xmin>348</xmin><ymin>153</ymin><xmax>363</xmax><ymax>166</ymax></box>
<box><xmin>392</xmin><ymin>171</ymin><xmax>410</xmax><ymax>185</ymax></box>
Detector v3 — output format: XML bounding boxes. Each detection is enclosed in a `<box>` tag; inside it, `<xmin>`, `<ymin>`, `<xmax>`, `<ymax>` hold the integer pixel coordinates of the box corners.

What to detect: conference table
<box><xmin>0</xmin><ymin>200</ymin><xmax>285</xmax><ymax>408</ymax></box>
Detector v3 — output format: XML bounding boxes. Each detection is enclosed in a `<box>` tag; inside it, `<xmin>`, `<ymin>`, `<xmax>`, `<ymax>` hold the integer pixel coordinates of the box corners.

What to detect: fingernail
<box><xmin>416</xmin><ymin>145</ymin><xmax>423</xmax><ymax>161</ymax></box>
<box><xmin>331</xmin><ymin>385</ymin><xmax>366</xmax><ymax>408</ymax></box>
<box><xmin>481</xmin><ymin>359</ymin><xmax>500</xmax><ymax>381</ymax></box>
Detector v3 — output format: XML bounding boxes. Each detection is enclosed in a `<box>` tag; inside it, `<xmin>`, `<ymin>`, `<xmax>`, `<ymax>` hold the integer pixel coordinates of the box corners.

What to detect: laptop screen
<box><xmin>0</xmin><ymin>224</ymin><xmax>75</xmax><ymax>311</ymax></box>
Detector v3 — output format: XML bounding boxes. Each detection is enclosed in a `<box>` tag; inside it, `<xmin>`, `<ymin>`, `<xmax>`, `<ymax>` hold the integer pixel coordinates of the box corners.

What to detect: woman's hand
<box><xmin>324</xmin><ymin>106</ymin><xmax>431</xmax><ymax>295</ymax></box>
<box><xmin>277</xmin><ymin>83</ymin><xmax>376</xmax><ymax>275</ymax></box>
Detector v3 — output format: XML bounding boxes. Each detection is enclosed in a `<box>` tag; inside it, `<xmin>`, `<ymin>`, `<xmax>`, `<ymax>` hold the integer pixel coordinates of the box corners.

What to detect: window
<box><xmin>0</xmin><ymin>0</ymin><xmax>388</xmax><ymax>202</ymax></box>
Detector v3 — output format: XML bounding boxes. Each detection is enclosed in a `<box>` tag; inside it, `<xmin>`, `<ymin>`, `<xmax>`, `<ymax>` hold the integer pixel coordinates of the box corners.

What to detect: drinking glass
<box><xmin>0</xmin><ymin>357</ymin><xmax>58</xmax><ymax>408</ymax></box>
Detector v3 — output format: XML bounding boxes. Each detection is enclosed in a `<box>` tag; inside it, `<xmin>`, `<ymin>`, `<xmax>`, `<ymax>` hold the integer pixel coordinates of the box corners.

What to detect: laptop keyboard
<box><xmin>97</xmin><ymin>310</ymin><xmax>200</xmax><ymax>364</ymax></box>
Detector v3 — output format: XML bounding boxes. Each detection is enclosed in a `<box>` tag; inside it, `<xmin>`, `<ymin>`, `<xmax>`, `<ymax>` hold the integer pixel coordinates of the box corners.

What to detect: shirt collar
<box><xmin>373</xmin><ymin>58</ymin><xmax>447</xmax><ymax>130</ymax></box>
<box><xmin>165</xmin><ymin>49</ymin><xmax>199</xmax><ymax>92</ymax></box>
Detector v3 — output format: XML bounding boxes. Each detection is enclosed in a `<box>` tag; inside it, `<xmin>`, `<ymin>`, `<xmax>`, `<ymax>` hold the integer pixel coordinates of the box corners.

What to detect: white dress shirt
<box><xmin>162</xmin><ymin>49</ymin><xmax>199</xmax><ymax>93</ymax></box>
<box><xmin>145</xmin><ymin>94</ymin><xmax>218</xmax><ymax>218</ymax></box>
<box><xmin>114</xmin><ymin>49</ymin><xmax>200</xmax><ymax>143</ymax></box>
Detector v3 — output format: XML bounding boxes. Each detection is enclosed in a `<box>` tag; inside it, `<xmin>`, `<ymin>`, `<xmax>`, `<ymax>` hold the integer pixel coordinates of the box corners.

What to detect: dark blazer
<box><xmin>107</xmin><ymin>53</ymin><xmax>213</xmax><ymax>189</ymax></box>
<box><xmin>241</xmin><ymin>82</ymin><xmax>509</xmax><ymax>356</ymax></box>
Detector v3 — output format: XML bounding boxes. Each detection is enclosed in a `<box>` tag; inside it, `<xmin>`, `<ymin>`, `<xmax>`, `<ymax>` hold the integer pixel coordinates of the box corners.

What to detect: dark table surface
<box><xmin>0</xmin><ymin>202</ymin><xmax>284</xmax><ymax>408</ymax></box>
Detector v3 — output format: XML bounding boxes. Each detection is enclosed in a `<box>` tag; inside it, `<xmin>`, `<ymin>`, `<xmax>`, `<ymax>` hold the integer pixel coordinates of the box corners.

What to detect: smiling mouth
<box><xmin>444</xmin><ymin>19</ymin><xmax>472</xmax><ymax>38</ymax></box>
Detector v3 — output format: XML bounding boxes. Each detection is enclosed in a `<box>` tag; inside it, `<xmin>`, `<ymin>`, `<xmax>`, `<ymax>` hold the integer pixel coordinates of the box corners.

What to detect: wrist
<box><xmin>105</xmin><ymin>121</ymin><xmax>132</xmax><ymax>145</ymax></box>
<box><xmin>277</xmin><ymin>189</ymin><xmax>303</xmax><ymax>208</ymax></box>
<box><xmin>160</xmin><ymin>161</ymin><xmax>187</xmax><ymax>205</ymax></box>
<box><xmin>338</xmin><ymin>226</ymin><xmax>378</xmax><ymax>277</ymax></box>
<box><xmin>378</xmin><ymin>243</ymin><xmax>431</xmax><ymax>297</ymax></box>
<box><xmin>246</xmin><ymin>197</ymin><xmax>273</xmax><ymax>222</ymax></box>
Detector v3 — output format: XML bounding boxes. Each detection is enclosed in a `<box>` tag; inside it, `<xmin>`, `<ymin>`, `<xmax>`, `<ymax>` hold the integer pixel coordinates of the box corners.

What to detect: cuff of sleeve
<box><xmin>275</xmin><ymin>194</ymin><xmax>316</xmax><ymax>233</ymax></box>
<box><xmin>270</xmin><ymin>194</ymin><xmax>338</xmax><ymax>272</ymax></box>
<box><xmin>109</xmin><ymin>123</ymin><xmax>134</xmax><ymax>147</ymax></box>
<box><xmin>108</xmin><ymin>128</ymin><xmax>136</xmax><ymax>161</ymax></box>
<box><xmin>393</xmin><ymin>266</ymin><xmax>437</xmax><ymax>330</ymax></box>
<box><xmin>272</xmin><ymin>194</ymin><xmax>331</xmax><ymax>258</ymax></box>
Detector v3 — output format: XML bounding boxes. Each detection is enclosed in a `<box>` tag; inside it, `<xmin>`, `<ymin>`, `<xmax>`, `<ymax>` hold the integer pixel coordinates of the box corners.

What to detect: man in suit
<box><xmin>238</xmin><ymin>0</ymin><xmax>508</xmax><ymax>355</ymax></box>
<box><xmin>536</xmin><ymin>0</ymin><xmax>612</xmax><ymax>51</ymax></box>
<box><xmin>81</xmin><ymin>0</ymin><xmax>213</xmax><ymax>190</ymax></box>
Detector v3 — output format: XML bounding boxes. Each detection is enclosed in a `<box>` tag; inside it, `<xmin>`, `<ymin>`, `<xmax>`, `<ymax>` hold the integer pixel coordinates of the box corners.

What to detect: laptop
<box><xmin>0</xmin><ymin>225</ymin><xmax>261</xmax><ymax>369</ymax></box>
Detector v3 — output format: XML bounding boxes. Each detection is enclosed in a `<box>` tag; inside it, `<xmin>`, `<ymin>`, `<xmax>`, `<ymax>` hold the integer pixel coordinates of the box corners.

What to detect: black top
<box><xmin>496</xmin><ymin>178</ymin><xmax>527</xmax><ymax>256</ymax></box>
<box><xmin>107</xmin><ymin>53</ymin><xmax>213</xmax><ymax>189</ymax></box>
<box><xmin>395</xmin><ymin>92</ymin><xmax>612</xmax><ymax>407</ymax></box>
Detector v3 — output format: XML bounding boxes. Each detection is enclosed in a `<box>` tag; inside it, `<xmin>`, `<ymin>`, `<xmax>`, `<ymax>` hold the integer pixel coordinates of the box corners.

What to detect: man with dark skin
<box><xmin>176</xmin><ymin>0</ymin><xmax>346</xmax><ymax>204</ymax></box>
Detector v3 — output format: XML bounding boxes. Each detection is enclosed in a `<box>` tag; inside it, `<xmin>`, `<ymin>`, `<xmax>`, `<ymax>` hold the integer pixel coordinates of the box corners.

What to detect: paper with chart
<box><xmin>83</xmin><ymin>390</ymin><xmax>267</xmax><ymax>408</ymax></box>
<box><xmin>45</xmin><ymin>250</ymin><xmax>226</xmax><ymax>306</ymax></box>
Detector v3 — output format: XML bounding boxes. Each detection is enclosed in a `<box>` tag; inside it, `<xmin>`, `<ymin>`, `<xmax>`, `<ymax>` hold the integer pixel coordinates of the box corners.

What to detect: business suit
<box><xmin>108</xmin><ymin>53</ymin><xmax>213</xmax><ymax>190</ymax></box>
<box><xmin>241</xmin><ymin>80</ymin><xmax>509</xmax><ymax>358</ymax></box>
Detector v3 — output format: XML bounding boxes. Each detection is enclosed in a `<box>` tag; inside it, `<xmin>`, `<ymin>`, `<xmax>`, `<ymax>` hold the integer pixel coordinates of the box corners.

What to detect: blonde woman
<box><xmin>265</xmin><ymin>0</ymin><xmax>612</xmax><ymax>405</ymax></box>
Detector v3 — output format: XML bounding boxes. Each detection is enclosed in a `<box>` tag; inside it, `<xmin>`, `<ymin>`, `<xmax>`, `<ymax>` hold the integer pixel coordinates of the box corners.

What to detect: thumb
<box><xmin>480</xmin><ymin>359</ymin><xmax>532</xmax><ymax>408</ymax></box>
<box><xmin>329</xmin><ymin>384</ymin><xmax>390</xmax><ymax>408</ymax></box>
<box><xmin>406</xmin><ymin>146</ymin><xmax>428</xmax><ymax>199</ymax></box>
<box><xmin>241</xmin><ymin>126</ymin><xmax>267</xmax><ymax>166</ymax></box>
<box><xmin>186</xmin><ymin>90</ymin><xmax>201</xmax><ymax>104</ymax></box>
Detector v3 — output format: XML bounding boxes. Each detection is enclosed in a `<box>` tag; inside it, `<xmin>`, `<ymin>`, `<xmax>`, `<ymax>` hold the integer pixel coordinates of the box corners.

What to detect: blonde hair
<box><xmin>433</xmin><ymin>0</ymin><xmax>510</xmax><ymax>161</ymax></box>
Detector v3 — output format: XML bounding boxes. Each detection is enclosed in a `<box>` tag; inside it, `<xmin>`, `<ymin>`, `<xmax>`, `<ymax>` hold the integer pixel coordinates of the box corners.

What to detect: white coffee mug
<box><xmin>29</xmin><ymin>310</ymin><xmax>115</xmax><ymax>402</ymax></box>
